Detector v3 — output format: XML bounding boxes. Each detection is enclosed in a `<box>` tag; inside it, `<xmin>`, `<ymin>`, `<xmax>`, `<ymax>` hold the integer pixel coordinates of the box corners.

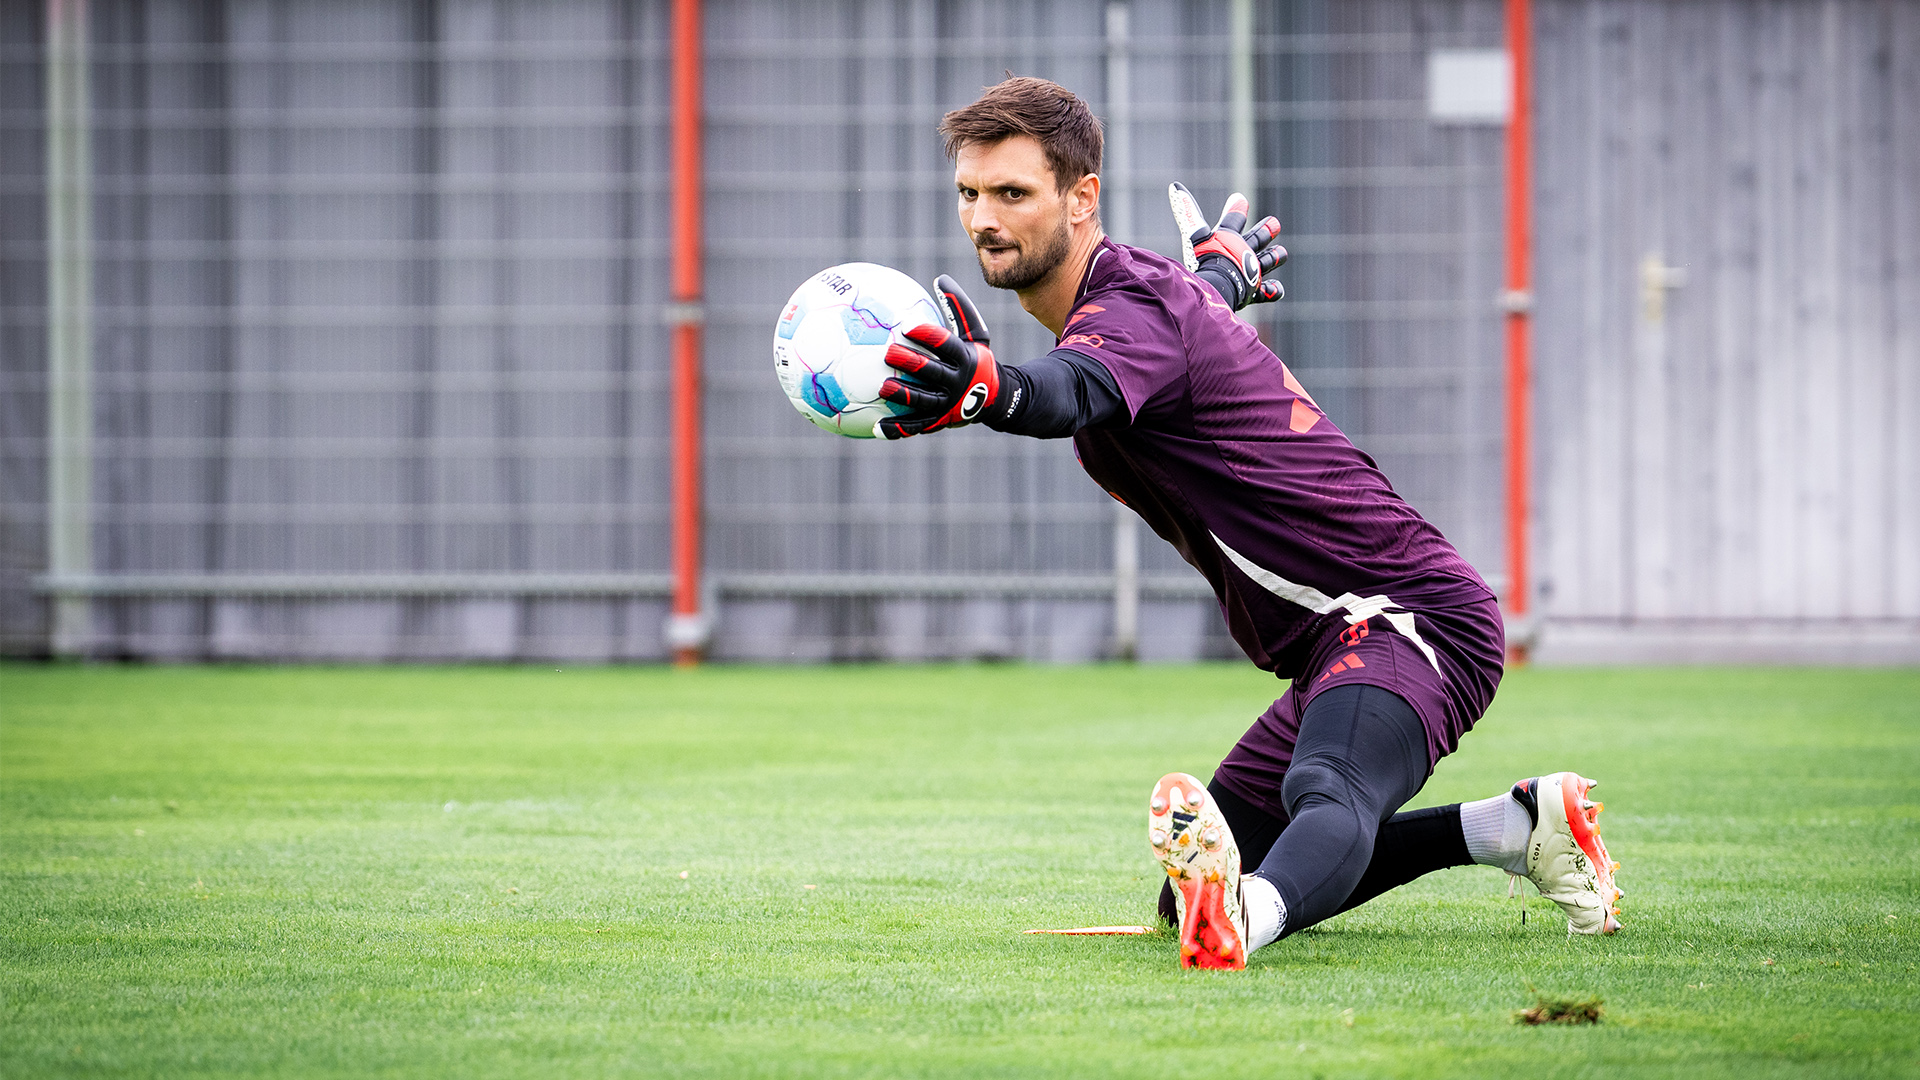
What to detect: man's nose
<box><xmin>968</xmin><ymin>202</ymin><xmax>999</xmax><ymax>237</ymax></box>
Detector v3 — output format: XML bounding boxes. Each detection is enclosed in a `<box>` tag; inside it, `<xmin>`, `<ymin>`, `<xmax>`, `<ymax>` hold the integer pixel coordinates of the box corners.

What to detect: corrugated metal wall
<box><xmin>2</xmin><ymin>0</ymin><xmax>1519</xmax><ymax>661</ymax></box>
<box><xmin>1530</xmin><ymin>0</ymin><xmax>1920</xmax><ymax>662</ymax></box>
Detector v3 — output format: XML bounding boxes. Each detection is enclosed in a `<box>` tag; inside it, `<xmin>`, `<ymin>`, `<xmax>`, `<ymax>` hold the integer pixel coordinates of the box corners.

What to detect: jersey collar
<box><xmin>1072</xmin><ymin>236</ymin><xmax>1120</xmax><ymax>307</ymax></box>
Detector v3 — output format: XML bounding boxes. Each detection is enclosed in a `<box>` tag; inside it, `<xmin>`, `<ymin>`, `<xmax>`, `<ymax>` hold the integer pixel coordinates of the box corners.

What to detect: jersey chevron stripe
<box><xmin>1210</xmin><ymin>530</ymin><xmax>1338</xmax><ymax>610</ymax></box>
<box><xmin>1209</xmin><ymin>532</ymin><xmax>1442</xmax><ymax>674</ymax></box>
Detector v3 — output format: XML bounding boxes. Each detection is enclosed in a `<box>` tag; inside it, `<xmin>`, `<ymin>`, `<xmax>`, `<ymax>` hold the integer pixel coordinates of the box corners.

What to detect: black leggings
<box><xmin>1158</xmin><ymin>684</ymin><xmax>1472</xmax><ymax>935</ymax></box>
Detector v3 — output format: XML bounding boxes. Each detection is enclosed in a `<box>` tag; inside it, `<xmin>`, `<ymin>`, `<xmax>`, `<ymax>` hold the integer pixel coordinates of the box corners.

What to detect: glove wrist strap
<box><xmin>1195</xmin><ymin>261</ymin><xmax>1247</xmax><ymax>310</ymax></box>
<box><xmin>978</xmin><ymin>364</ymin><xmax>1027</xmax><ymax>432</ymax></box>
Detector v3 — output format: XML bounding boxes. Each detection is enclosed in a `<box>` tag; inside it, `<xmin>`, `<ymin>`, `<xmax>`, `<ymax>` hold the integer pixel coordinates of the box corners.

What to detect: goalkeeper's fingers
<box><xmin>1213</xmin><ymin>192</ymin><xmax>1250</xmax><ymax>237</ymax></box>
<box><xmin>883</xmin><ymin>334</ymin><xmax>959</xmax><ymax>382</ymax></box>
<box><xmin>1243</xmin><ymin>216</ymin><xmax>1280</xmax><ymax>253</ymax></box>
<box><xmin>876</xmin><ymin>412</ymin><xmax>951</xmax><ymax>440</ymax></box>
<box><xmin>877</xmin><ymin>377</ymin><xmax>950</xmax><ymax>413</ymax></box>
<box><xmin>932</xmin><ymin>274</ymin><xmax>991</xmax><ymax>345</ymax></box>
<box><xmin>1169</xmin><ymin>182</ymin><xmax>1208</xmax><ymax>270</ymax></box>
<box><xmin>1249</xmin><ymin>279</ymin><xmax>1284</xmax><ymax>304</ymax></box>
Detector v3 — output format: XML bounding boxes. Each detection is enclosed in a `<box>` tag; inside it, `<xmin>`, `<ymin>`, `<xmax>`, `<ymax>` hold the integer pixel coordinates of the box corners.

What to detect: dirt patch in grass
<box><xmin>1515</xmin><ymin>993</ymin><xmax>1605</xmax><ymax>1025</ymax></box>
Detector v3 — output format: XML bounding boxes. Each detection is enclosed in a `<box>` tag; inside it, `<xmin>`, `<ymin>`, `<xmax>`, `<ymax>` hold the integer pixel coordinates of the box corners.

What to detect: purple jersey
<box><xmin>1064</xmin><ymin>238</ymin><xmax>1498</xmax><ymax>682</ymax></box>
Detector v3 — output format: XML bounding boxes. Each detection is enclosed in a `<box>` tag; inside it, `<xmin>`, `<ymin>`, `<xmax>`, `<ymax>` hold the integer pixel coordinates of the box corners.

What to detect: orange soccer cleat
<box><xmin>1148</xmin><ymin>772</ymin><xmax>1246</xmax><ymax>969</ymax></box>
<box><xmin>1513</xmin><ymin>772</ymin><xmax>1624</xmax><ymax>935</ymax></box>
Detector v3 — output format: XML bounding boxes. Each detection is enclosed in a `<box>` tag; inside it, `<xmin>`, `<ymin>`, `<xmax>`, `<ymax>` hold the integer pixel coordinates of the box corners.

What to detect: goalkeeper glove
<box><xmin>875</xmin><ymin>274</ymin><xmax>1008</xmax><ymax>440</ymax></box>
<box><xmin>1169</xmin><ymin>182</ymin><xmax>1287</xmax><ymax>310</ymax></box>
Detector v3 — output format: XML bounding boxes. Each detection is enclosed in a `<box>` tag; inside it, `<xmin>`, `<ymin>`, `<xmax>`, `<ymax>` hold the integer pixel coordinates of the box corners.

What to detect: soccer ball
<box><xmin>773</xmin><ymin>262</ymin><xmax>944</xmax><ymax>438</ymax></box>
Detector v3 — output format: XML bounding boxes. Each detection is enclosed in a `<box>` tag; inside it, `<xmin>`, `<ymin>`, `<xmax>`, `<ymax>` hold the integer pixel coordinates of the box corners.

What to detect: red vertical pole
<box><xmin>1503</xmin><ymin>0</ymin><xmax>1533</xmax><ymax>661</ymax></box>
<box><xmin>668</xmin><ymin>0</ymin><xmax>705</xmax><ymax>667</ymax></box>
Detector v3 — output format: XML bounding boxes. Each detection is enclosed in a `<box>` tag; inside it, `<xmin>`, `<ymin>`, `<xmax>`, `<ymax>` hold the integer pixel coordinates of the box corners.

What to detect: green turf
<box><xmin>3</xmin><ymin>663</ymin><xmax>1917</xmax><ymax>1078</ymax></box>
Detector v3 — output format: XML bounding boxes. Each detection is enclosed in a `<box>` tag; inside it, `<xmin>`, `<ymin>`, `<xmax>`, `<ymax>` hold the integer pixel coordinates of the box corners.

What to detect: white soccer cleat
<box><xmin>1148</xmin><ymin>772</ymin><xmax>1246</xmax><ymax>969</ymax></box>
<box><xmin>1513</xmin><ymin>772</ymin><xmax>1623</xmax><ymax>935</ymax></box>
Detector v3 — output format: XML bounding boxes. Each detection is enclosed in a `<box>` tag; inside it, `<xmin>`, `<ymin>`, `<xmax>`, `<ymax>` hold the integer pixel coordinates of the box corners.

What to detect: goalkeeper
<box><xmin>878</xmin><ymin>77</ymin><xmax>1621</xmax><ymax>969</ymax></box>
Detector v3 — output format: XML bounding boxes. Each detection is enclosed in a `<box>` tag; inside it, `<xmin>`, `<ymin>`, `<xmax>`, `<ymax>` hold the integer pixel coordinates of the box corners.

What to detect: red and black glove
<box><xmin>1172</xmin><ymin>182</ymin><xmax>1287</xmax><ymax>310</ymax></box>
<box><xmin>875</xmin><ymin>275</ymin><xmax>1009</xmax><ymax>440</ymax></box>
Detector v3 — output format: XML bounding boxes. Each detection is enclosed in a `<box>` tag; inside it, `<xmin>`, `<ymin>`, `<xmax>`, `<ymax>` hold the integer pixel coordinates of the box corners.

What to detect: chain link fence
<box><xmin>1</xmin><ymin>0</ymin><xmax>1511</xmax><ymax>661</ymax></box>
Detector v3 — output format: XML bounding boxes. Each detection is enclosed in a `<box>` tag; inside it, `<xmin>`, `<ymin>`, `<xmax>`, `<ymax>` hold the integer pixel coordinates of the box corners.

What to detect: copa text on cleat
<box><xmin>1513</xmin><ymin>772</ymin><xmax>1623</xmax><ymax>935</ymax></box>
<box><xmin>1148</xmin><ymin>772</ymin><xmax>1247</xmax><ymax>969</ymax></box>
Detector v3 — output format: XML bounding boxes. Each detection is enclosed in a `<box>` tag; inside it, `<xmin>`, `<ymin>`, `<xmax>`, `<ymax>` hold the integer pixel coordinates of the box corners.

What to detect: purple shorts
<box><xmin>1212</xmin><ymin>595</ymin><xmax>1506</xmax><ymax>820</ymax></box>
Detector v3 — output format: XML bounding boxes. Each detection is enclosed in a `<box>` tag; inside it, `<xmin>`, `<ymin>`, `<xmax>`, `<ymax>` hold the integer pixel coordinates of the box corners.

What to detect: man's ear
<box><xmin>1071</xmin><ymin>172</ymin><xmax>1101</xmax><ymax>225</ymax></box>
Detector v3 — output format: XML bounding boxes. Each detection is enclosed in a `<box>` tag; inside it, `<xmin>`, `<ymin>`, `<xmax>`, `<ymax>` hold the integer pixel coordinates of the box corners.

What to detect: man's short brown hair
<box><xmin>939</xmin><ymin>76</ymin><xmax>1103</xmax><ymax>192</ymax></box>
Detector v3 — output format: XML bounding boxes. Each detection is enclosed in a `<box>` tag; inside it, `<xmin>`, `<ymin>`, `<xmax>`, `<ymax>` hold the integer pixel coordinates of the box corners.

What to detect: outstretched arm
<box><xmin>877</xmin><ymin>276</ymin><xmax>1125</xmax><ymax>440</ymax></box>
<box><xmin>986</xmin><ymin>349</ymin><xmax>1126</xmax><ymax>439</ymax></box>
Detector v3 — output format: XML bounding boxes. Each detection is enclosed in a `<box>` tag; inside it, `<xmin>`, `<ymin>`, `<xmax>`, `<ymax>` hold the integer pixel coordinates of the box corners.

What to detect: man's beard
<box><xmin>975</xmin><ymin>213</ymin><xmax>1071</xmax><ymax>291</ymax></box>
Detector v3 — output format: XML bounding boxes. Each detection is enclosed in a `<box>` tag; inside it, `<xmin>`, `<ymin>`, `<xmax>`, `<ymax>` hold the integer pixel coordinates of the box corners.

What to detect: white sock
<box><xmin>1241</xmin><ymin>874</ymin><xmax>1286</xmax><ymax>952</ymax></box>
<box><xmin>1459</xmin><ymin>791</ymin><xmax>1532</xmax><ymax>875</ymax></box>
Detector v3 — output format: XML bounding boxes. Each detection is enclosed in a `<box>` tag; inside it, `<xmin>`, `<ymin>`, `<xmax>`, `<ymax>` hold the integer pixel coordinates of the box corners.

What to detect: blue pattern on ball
<box><xmin>800</xmin><ymin>371</ymin><xmax>849</xmax><ymax>418</ymax></box>
<box><xmin>840</xmin><ymin>298</ymin><xmax>896</xmax><ymax>345</ymax></box>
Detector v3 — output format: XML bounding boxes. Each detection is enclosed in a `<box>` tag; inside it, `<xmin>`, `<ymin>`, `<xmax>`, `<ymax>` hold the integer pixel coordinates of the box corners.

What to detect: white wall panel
<box><xmin>1531</xmin><ymin>0</ymin><xmax>1920</xmax><ymax>661</ymax></box>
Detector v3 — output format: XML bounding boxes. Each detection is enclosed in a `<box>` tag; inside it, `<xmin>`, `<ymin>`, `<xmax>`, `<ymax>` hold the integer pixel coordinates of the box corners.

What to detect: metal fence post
<box><xmin>46</xmin><ymin>0</ymin><xmax>92</xmax><ymax>657</ymax></box>
<box><xmin>1106</xmin><ymin>0</ymin><xmax>1139</xmax><ymax>662</ymax></box>
<box><xmin>1502</xmin><ymin>0</ymin><xmax>1534</xmax><ymax>661</ymax></box>
<box><xmin>1229</xmin><ymin>0</ymin><xmax>1256</xmax><ymax>202</ymax></box>
<box><xmin>666</xmin><ymin>0</ymin><xmax>708</xmax><ymax>666</ymax></box>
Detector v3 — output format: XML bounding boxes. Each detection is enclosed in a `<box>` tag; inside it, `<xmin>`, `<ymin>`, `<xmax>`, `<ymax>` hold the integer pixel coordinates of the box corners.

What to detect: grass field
<box><xmin>3</xmin><ymin>663</ymin><xmax>1917</xmax><ymax>1078</ymax></box>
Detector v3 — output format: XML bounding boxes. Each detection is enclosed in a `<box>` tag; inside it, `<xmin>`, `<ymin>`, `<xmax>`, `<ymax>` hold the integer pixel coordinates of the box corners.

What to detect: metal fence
<box><xmin>2</xmin><ymin>0</ymin><xmax>1513</xmax><ymax>661</ymax></box>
